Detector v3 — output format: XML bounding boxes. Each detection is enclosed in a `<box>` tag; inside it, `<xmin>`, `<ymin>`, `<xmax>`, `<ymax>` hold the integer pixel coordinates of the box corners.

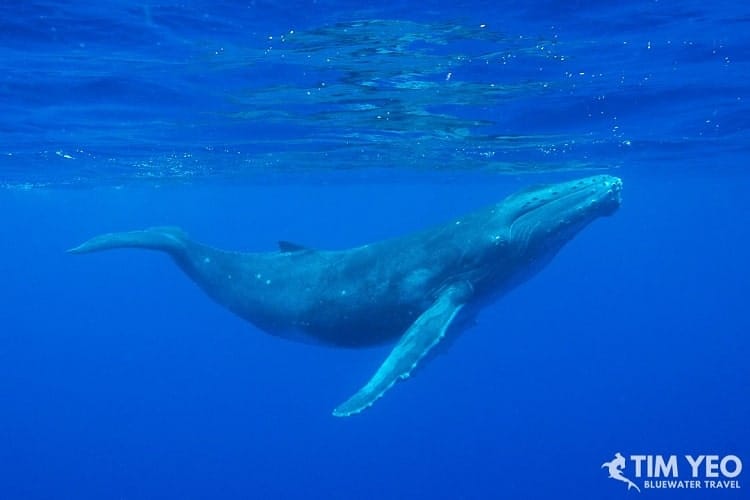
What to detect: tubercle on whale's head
<box><xmin>499</xmin><ymin>174</ymin><xmax>622</xmax><ymax>256</ymax></box>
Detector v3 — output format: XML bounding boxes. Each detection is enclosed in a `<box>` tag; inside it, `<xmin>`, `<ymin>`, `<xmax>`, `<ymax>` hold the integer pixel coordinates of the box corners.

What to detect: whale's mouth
<box><xmin>506</xmin><ymin>175</ymin><xmax>622</xmax><ymax>251</ymax></box>
<box><xmin>550</xmin><ymin>175</ymin><xmax>622</xmax><ymax>217</ymax></box>
<box><xmin>510</xmin><ymin>175</ymin><xmax>622</xmax><ymax>224</ymax></box>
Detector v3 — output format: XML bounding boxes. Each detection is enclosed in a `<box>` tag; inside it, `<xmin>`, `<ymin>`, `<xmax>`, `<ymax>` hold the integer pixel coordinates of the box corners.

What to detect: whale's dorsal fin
<box><xmin>333</xmin><ymin>282</ymin><xmax>473</xmax><ymax>417</ymax></box>
<box><xmin>278</xmin><ymin>240</ymin><xmax>310</xmax><ymax>252</ymax></box>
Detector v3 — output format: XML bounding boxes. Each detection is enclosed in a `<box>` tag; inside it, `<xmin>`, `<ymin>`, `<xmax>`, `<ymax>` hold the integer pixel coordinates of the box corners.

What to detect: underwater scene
<box><xmin>1</xmin><ymin>1</ymin><xmax>748</xmax><ymax>498</ymax></box>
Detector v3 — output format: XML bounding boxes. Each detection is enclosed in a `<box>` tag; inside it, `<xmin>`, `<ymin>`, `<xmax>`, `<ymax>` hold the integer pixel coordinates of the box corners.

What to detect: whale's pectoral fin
<box><xmin>333</xmin><ymin>282</ymin><xmax>473</xmax><ymax>417</ymax></box>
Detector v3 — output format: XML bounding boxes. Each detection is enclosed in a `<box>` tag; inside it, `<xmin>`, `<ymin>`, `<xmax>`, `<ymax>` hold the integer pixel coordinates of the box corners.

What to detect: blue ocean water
<box><xmin>1</xmin><ymin>1</ymin><xmax>748</xmax><ymax>499</ymax></box>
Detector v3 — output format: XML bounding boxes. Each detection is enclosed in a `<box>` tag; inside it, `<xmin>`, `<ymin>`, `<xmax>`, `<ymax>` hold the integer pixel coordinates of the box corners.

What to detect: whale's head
<box><xmin>501</xmin><ymin>175</ymin><xmax>622</xmax><ymax>260</ymax></box>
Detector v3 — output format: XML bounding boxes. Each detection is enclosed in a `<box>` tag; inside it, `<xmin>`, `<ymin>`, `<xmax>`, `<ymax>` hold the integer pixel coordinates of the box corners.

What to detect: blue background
<box><xmin>1</xmin><ymin>1</ymin><xmax>748</xmax><ymax>498</ymax></box>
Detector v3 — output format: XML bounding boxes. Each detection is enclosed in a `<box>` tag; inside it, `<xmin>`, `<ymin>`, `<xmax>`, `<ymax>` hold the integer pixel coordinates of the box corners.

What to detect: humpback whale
<box><xmin>70</xmin><ymin>175</ymin><xmax>622</xmax><ymax>416</ymax></box>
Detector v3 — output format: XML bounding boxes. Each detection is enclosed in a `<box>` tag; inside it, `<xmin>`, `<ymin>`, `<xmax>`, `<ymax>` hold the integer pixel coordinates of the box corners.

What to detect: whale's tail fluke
<box><xmin>68</xmin><ymin>226</ymin><xmax>188</xmax><ymax>256</ymax></box>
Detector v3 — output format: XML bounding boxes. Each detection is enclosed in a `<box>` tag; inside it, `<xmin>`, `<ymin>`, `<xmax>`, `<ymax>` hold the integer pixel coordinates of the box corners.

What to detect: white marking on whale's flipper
<box><xmin>332</xmin><ymin>282</ymin><xmax>472</xmax><ymax>417</ymax></box>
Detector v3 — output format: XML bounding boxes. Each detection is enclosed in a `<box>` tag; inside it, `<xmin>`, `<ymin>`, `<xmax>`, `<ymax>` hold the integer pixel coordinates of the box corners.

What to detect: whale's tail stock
<box><xmin>68</xmin><ymin>226</ymin><xmax>188</xmax><ymax>256</ymax></box>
